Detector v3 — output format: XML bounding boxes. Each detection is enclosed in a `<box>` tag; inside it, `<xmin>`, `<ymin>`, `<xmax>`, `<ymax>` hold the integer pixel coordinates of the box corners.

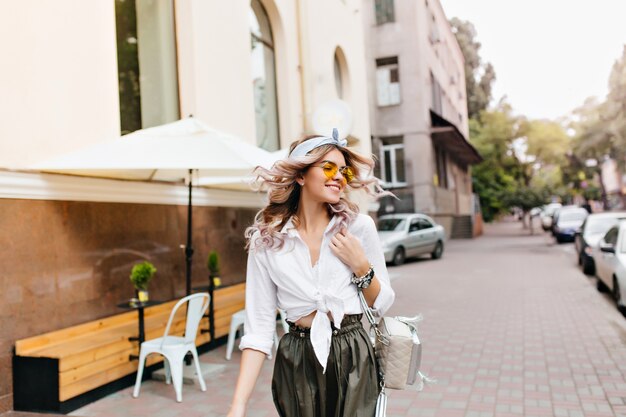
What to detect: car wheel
<box><xmin>597</xmin><ymin>279</ymin><xmax>609</xmax><ymax>293</ymax></box>
<box><xmin>582</xmin><ymin>257</ymin><xmax>595</xmax><ymax>276</ymax></box>
<box><xmin>392</xmin><ymin>247</ymin><xmax>405</xmax><ymax>266</ymax></box>
<box><xmin>431</xmin><ymin>241</ymin><xmax>444</xmax><ymax>260</ymax></box>
<box><xmin>613</xmin><ymin>276</ymin><xmax>622</xmax><ymax>305</ymax></box>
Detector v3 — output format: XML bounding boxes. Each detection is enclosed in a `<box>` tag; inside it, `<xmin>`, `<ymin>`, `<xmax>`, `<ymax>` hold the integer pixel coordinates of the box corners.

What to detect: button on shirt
<box><xmin>239</xmin><ymin>213</ymin><xmax>395</xmax><ymax>372</ymax></box>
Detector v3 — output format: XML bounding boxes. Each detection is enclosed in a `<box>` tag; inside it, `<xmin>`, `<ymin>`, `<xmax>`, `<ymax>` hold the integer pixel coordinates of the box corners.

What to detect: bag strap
<box><xmin>357</xmin><ymin>289</ymin><xmax>389</xmax><ymax>346</ymax></box>
<box><xmin>357</xmin><ymin>288</ymin><xmax>389</xmax><ymax>394</ymax></box>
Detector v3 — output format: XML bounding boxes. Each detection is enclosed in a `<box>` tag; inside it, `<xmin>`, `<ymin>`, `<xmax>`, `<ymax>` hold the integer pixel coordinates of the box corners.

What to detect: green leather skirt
<box><xmin>271</xmin><ymin>314</ymin><xmax>379</xmax><ymax>417</ymax></box>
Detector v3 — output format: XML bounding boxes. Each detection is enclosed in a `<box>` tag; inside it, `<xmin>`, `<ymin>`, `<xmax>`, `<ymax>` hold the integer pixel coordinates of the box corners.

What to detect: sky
<box><xmin>439</xmin><ymin>0</ymin><xmax>626</xmax><ymax>121</ymax></box>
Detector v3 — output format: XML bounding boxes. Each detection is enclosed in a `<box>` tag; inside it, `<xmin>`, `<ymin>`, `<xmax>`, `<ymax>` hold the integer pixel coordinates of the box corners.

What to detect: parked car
<box><xmin>552</xmin><ymin>207</ymin><xmax>588</xmax><ymax>243</ymax></box>
<box><xmin>540</xmin><ymin>203</ymin><xmax>562</xmax><ymax>231</ymax></box>
<box><xmin>377</xmin><ymin>213</ymin><xmax>445</xmax><ymax>266</ymax></box>
<box><xmin>575</xmin><ymin>212</ymin><xmax>626</xmax><ymax>275</ymax></box>
<box><xmin>592</xmin><ymin>220</ymin><xmax>626</xmax><ymax>311</ymax></box>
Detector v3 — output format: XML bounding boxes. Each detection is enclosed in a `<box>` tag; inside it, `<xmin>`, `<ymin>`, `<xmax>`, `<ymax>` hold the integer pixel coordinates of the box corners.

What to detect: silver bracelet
<box><xmin>351</xmin><ymin>265</ymin><xmax>374</xmax><ymax>289</ymax></box>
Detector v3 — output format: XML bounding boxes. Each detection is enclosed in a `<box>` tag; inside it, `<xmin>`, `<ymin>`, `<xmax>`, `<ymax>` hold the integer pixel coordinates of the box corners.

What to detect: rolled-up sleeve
<box><xmin>360</xmin><ymin>215</ymin><xmax>395</xmax><ymax>316</ymax></box>
<box><xmin>239</xmin><ymin>246</ymin><xmax>278</xmax><ymax>357</ymax></box>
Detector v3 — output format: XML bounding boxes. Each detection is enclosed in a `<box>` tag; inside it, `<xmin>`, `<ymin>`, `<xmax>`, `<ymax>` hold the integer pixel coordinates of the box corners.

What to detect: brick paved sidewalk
<box><xmin>72</xmin><ymin>221</ymin><xmax>626</xmax><ymax>417</ymax></box>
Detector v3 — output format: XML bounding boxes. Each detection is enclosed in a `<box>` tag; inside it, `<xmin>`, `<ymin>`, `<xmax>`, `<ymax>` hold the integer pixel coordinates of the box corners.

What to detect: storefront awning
<box><xmin>430</xmin><ymin>111</ymin><xmax>483</xmax><ymax>166</ymax></box>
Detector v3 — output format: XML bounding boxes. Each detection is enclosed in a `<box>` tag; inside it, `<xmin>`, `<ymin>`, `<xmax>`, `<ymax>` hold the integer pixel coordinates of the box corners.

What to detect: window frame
<box><xmin>379</xmin><ymin>141</ymin><xmax>407</xmax><ymax>188</ymax></box>
<box><xmin>374</xmin><ymin>0</ymin><xmax>395</xmax><ymax>25</ymax></box>
<box><xmin>376</xmin><ymin>57</ymin><xmax>401</xmax><ymax>107</ymax></box>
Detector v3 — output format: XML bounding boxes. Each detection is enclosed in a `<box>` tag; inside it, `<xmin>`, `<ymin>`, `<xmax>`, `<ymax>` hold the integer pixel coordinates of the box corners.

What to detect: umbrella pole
<box><xmin>185</xmin><ymin>169</ymin><xmax>194</xmax><ymax>296</ymax></box>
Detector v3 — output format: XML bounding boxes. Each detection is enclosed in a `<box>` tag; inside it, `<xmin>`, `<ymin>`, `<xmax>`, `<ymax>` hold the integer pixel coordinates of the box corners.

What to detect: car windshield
<box><xmin>378</xmin><ymin>218</ymin><xmax>406</xmax><ymax>231</ymax></box>
<box><xmin>585</xmin><ymin>217</ymin><xmax>622</xmax><ymax>235</ymax></box>
<box><xmin>559</xmin><ymin>211</ymin><xmax>587</xmax><ymax>222</ymax></box>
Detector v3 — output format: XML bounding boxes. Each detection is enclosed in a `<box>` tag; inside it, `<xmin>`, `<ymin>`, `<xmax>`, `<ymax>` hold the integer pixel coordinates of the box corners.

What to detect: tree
<box><xmin>470</xmin><ymin>103</ymin><xmax>529</xmax><ymax>221</ymax></box>
<box><xmin>450</xmin><ymin>18</ymin><xmax>497</xmax><ymax>119</ymax></box>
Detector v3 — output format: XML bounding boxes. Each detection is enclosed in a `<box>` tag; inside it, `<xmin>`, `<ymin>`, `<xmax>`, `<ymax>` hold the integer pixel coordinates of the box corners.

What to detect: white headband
<box><xmin>289</xmin><ymin>128</ymin><xmax>347</xmax><ymax>158</ymax></box>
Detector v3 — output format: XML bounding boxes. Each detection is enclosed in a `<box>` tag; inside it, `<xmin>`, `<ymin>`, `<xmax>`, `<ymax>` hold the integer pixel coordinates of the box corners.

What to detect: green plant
<box><xmin>129</xmin><ymin>261</ymin><xmax>156</xmax><ymax>291</ymax></box>
<box><xmin>207</xmin><ymin>251</ymin><xmax>220</xmax><ymax>276</ymax></box>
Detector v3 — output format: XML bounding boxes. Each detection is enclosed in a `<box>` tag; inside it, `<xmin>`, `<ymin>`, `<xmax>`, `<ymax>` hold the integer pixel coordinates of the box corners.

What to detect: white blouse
<box><xmin>239</xmin><ymin>213</ymin><xmax>395</xmax><ymax>372</ymax></box>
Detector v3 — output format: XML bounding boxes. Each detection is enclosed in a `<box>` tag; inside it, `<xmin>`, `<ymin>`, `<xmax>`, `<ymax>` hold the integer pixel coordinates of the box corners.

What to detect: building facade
<box><xmin>0</xmin><ymin>0</ymin><xmax>371</xmax><ymax>411</ymax></box>
<box><xmin>362</xmin><ymin>0</ymin><xmax>482</xmax><ymax>237</ymax></box>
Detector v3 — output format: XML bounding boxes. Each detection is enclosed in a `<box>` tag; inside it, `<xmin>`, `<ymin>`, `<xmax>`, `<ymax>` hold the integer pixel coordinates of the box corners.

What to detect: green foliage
<box><xmin>502</xmin><ymin>187</ymin><xmax>547</xmax><ymax>212</ymax></box>
<box><xmin>469</xmin><ymin>103</ymin><xmax>528</xmax><ymax>220</ymax></box>
<box><xmin>450</xmin><ymin>18</ymin><xmax>496</xmax><ymax>119</ymax></box>
<box><xmin>207</xmin><ymin>251</ymin><xmax>220</xmax><ymax>276</ymax></box>
<box><xmin>129</xmin><ymin>261</ymin><xmax>157</xmax><ymax>291</ymax></box>
<box><xmin>524</xmin><ymin>120</ymin><xmax>570</xmax><ymax>166</ymax></box>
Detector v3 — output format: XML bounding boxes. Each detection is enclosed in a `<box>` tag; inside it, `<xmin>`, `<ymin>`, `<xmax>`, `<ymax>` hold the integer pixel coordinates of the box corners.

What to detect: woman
<box><xmin>228</xmin><ymin>131</ymin><xmax>395</xmax><ymax>417</ymax></box>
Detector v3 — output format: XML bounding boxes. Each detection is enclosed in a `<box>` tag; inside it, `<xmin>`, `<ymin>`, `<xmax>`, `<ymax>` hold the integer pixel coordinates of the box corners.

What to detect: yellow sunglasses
<box><xmin>317</xmin><ymin>161</ymin><xmax>355</xmax><ymax>184</ymax></box>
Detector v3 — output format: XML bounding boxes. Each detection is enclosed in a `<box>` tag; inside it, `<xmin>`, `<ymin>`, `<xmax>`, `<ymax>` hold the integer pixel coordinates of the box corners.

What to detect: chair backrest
<box><xmin>161</xmin><ymin>293</ymin><xmax>210</xmax><ymax>347</ymax></box>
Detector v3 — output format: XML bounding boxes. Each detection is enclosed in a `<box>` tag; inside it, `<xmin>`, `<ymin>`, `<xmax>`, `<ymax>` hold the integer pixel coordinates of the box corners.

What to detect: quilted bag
<box><xmin>358</xmin><ymin>290</ymin><xmax>433</xmax><ymax>416</ymax></box>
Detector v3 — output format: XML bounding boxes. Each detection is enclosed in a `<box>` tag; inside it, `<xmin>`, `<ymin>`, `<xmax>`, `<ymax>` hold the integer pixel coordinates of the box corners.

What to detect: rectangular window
<box><xmin>374</xmin><ymin>0</ymin><xmax>395</xmax><ymax>25</ymax></box>
<box><xmin>115</xmin><ymin>0</ymin><xmax>179</xmax><ymax>135</ymax></box>
<box><xmin>376</xmin><ymin>57</ymin><xmax>401</xmax><ymax>106</ymax></box>
<box><xmin>377</xmin><ymin>136</ymin><xmax>406</xmax><ymax>188</ymax></box>
<box><xmin>430</xmin><ymin>71</ymin><xmax>442</xmax><ymax>115</ymax></box>
<box><xmin>435</xmin><ymin>146</ymin><xmax>448</xmax><ymax>189</ymax></box>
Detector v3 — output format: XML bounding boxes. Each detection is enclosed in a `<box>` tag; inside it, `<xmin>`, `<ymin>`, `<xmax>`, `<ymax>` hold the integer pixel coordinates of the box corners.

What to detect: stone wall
<box><xmin>0</xmin><ymin>199</ymin><xmax>256</xmax><ymax>411</ymax></box>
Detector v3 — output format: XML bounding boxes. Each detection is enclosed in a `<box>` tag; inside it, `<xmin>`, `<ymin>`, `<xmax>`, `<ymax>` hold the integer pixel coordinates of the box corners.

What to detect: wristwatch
<box><xmin>351</xmin><ymin>265</ymin><xmax>374</xmax><ymax>289</ymax></box>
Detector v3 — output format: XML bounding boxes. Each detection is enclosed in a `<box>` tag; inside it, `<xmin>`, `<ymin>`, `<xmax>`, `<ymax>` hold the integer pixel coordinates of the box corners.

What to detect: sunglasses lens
<box><xmin>321</xmin><ymin>162</ymin><xmax>337</xmax><ymax>179</ymax></box>
<box><xmin>342</xmin><ymin>167</ymin><xmax>355</xmax><ymax>183</ymax></box>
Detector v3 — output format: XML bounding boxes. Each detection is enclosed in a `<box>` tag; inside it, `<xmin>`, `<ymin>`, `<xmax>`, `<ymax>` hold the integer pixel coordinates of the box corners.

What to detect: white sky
<box><xmin>439</xmin><ymin>0</ymin><xmax>626</xmax><ymax>120</ymax></box>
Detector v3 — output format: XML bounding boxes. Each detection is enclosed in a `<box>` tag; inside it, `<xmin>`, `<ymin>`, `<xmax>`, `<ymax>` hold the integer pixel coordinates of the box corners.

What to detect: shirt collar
<box><xmin>280</xmin><ymin>215</ymin><xmax>339</xmax><ymax>237</ymax></box>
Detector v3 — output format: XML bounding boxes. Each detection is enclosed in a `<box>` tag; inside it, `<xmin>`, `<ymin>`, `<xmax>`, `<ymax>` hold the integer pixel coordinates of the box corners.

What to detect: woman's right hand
<box><xmin>228</xmin><ymin>349</ymin><xmax>266</xmax><ymax>417</ymax></box>
<box><xmin>227</xmin><ymin>402</ymin><xmax>246</xmax><ymax>417</ymax></box>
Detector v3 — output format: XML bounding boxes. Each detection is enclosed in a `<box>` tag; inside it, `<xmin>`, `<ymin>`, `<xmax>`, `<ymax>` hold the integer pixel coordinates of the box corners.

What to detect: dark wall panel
<box><xmin>0</xmin><ymin>198</ymin><xmax>257</xmax><ymax>411</ymax></box>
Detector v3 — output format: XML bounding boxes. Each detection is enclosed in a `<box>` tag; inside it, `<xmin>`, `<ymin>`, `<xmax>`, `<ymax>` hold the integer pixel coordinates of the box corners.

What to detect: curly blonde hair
<box><xmin>246</xmin><ymin>135</ymin><xmax>387</xmax><ymax>251</ymax></box>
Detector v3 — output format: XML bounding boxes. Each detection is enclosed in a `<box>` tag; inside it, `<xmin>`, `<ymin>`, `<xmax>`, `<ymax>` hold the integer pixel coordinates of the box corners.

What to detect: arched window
<box><xmin>334</xmin><ymin>54</ymin><xmax>343</xmax><ymax>99</ymax></box>
<box><xmin>333</xmin><ymin>47</ymin><xmax>350</xmax><ymax>100</ymax></box>
<box><xmin>250</xmin><ymin>0</ymin><xmax>280</xmax><ymax>151</ymax></box>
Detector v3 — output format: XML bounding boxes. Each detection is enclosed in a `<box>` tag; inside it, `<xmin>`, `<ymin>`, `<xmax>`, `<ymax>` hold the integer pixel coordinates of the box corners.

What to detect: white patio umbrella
<box><xmin>196</xmin><ymin>147</ymin><xmax>288</xmax><ymax>190</ymax></box>
<box><xmin>31</xmin><ymin>117</ymin><xmax>275</xmax><ymax>300</ymax></box>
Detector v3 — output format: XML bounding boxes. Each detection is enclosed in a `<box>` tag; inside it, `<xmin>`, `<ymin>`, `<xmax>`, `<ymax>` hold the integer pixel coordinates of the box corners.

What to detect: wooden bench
<box><xmin>13</xmin><ymin>283</ymin><xmax>245</xmax><ymax>413</ymax></box>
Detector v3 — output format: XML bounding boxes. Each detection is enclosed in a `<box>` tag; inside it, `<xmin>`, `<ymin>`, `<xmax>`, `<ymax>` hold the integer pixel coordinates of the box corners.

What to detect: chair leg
<box><xmin>190</xmin><ymin>348</ymin><xmax>206</xmax><ymax>392</ymax></box>
<box><xmin>132</xmin><ymin>348</ymin><xmax>149</xmax><ymax>398</ymax></box>
<box><xmin>164</xmin><ymin>357</ymin><xmax>172</xmax><ymax>385</ymax></box>
<box><xmin>167</xmin><ymin>353</ymin><xmax>184</xmax><ymax>403</ymax></box>
<box><xmin>225</xmin><ymin>320</ymin><xmax>241</xmax><ymax>360</ymax></box>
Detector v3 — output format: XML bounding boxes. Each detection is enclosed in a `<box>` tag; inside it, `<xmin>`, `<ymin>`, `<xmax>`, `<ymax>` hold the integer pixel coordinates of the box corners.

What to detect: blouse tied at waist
<box><xmin>289</xmin><ymin>292</ymin><xmax>345</xmax><ymax>373</ymax></box>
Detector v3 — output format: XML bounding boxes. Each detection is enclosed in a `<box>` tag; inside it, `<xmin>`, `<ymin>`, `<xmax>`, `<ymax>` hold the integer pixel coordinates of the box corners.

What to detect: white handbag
<box><xmin>358</xmin><ymin>290</ymin><xmax>434</xmax><ymax>416</ymax></box>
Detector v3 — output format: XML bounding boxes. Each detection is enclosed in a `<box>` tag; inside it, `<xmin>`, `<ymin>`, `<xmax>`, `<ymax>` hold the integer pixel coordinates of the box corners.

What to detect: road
<box><xmin>73</xmin><ymin>220</ymin><xmax>626</xmax><ymax>417</ymax></box>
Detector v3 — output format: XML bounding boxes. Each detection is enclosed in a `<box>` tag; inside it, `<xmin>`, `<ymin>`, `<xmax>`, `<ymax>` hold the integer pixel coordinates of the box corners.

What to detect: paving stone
<box><xmin>67</xmin><ymin>222</ymin><xmax>626</xmax><ymax>417</ymax></box>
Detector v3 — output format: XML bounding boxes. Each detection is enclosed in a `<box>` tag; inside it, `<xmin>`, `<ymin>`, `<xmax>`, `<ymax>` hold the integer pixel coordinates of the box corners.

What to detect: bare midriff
<box><xmin>294</xmin><ymin>310</ymin><xmax>334</xmax><ymax>329</ymax></box>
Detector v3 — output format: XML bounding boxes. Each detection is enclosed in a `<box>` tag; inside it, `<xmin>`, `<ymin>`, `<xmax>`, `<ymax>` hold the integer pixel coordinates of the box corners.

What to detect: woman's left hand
<box><xmin>329</xmin><ymin>227</ymin><xmax>370</xmax><ymax>276</ymax></box>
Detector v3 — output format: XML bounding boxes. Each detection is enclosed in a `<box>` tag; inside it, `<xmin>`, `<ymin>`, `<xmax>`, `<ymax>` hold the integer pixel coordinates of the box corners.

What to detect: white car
<box><xmin>592</xmin><ymin>220</ymin><xmax>626</xmax><ymax>311</ymax></box>
<box><xmin>540</xmin><ymin>203</ymin><xmax>562</xmax><ymax>231</ymax></box>
<box><xmin>377</xmin><ymin>213</ymin><xmax>446</xmax><ymax>266</ymax></box>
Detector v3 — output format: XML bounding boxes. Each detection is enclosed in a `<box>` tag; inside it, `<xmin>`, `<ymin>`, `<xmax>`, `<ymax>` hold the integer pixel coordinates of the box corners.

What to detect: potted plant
<box><xmin>207</xmin><ymin>250</ymin><xmax>221</xmax><ymax>288</ymax></box>
<box><xmin>130</xmin><ymin>261</ymin><xmax>156</xmax><ymax>302</ymax></box>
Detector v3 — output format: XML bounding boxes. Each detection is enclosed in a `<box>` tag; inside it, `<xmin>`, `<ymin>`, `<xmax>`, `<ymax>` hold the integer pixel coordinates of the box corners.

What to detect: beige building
<box><xmin>0</xmin><ymin>0</ymin><xmax>372</xmax><ymax>412</ymax></box>
<box><xmin>362</xmin><ymin>0</ymin><xmax>482</xmax><ymax>237</ymax></box>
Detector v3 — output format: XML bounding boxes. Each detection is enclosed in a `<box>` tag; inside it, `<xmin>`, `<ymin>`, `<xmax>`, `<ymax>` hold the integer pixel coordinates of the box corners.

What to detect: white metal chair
<box><xmin>225</xmin><ymin>308</ymin><xmax>289</xmax><ymax>360</ymax></box>
<box><xmin>133</xmin><ymin>293</ymin><xmax>210</xmax><ymax>402</ymax></box>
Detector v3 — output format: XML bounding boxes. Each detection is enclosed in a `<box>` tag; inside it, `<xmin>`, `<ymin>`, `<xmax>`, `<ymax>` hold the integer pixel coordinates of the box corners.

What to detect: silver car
<box><xmin>592</xmin><ymin>220</ymin><xmax>626</xmax><ymax>312</ymax></box>
<box><xmin>377</xmin><ymin>213</ymin><xmax>446</xmax><ymax>265</ymax></box>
